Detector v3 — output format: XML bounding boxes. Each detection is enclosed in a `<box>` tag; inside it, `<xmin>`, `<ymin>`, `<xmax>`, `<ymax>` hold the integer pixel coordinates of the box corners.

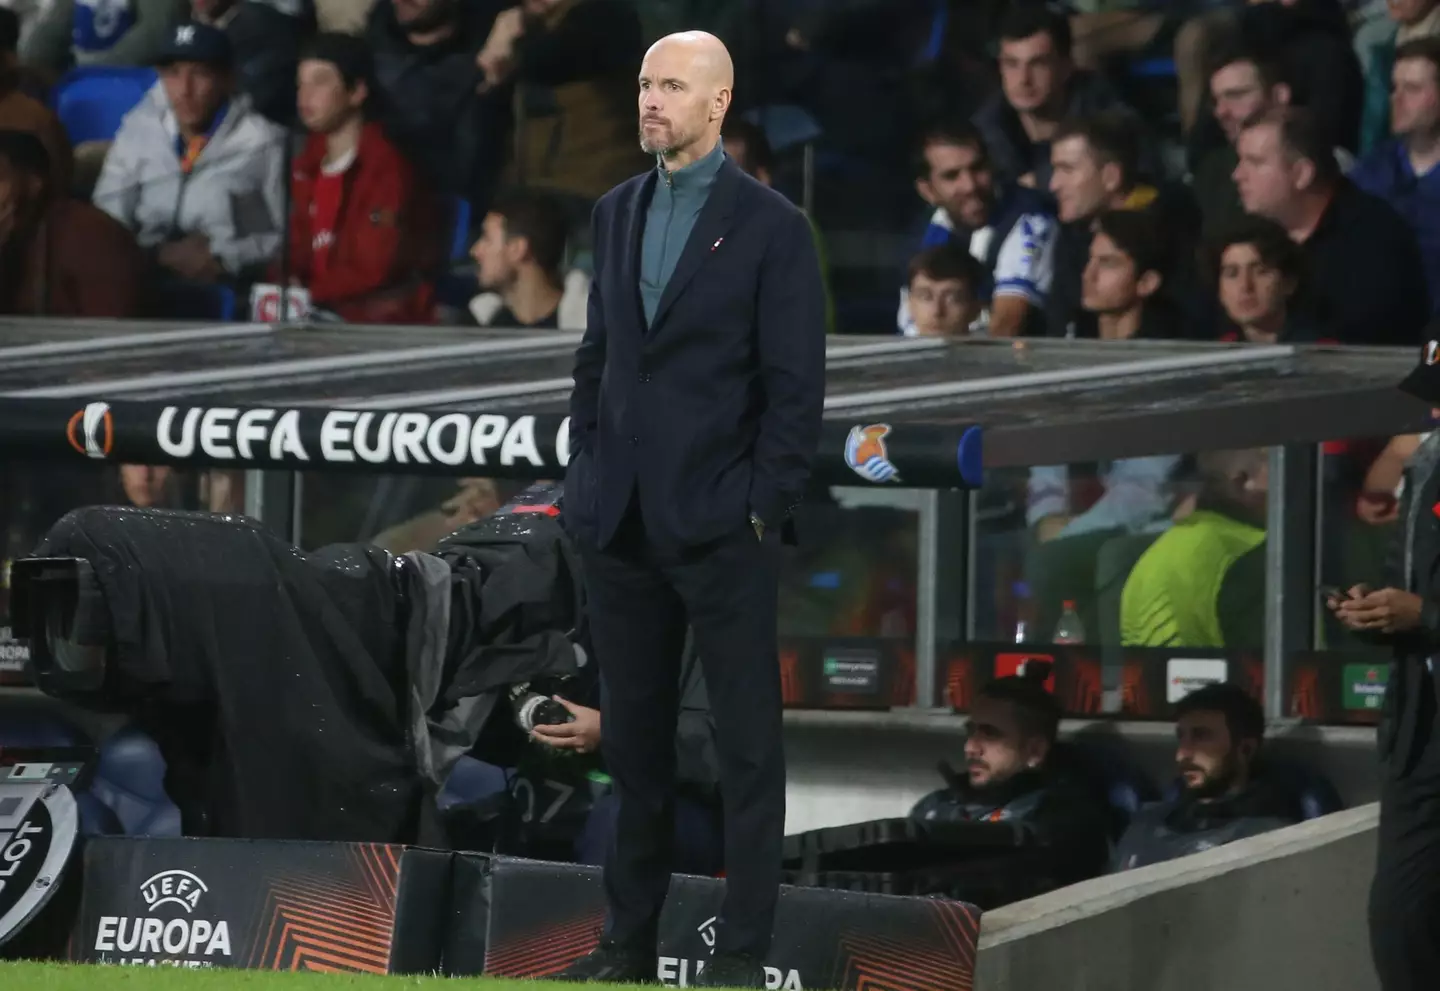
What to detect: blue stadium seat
<box><xmin>1265</xmin><ymin>757</ymin><xmax>1345</xmax><ymax>820</ymax></box>
<box><xmin>449</xmin><ymin>197</ymin><xmax>472</xmax><ymax>261</ymax></box>
<box><xmin>1129</xmin><ymin>57</ymin><xmax>1178</xmax><ymax>79</ymax></box>
<box><xmin>1062</xmin><ymin>737</ymin><xmax>1161</xmax><ymax>838</ymax></box>
<box><xmin>438</xmin><ymin>755</ymin><xmax>510</xmax><ymax>810</ymax></box>
<box><xmin>916</xmin><ymin>0</ymin><xmax>948</xmax><ymax>65</ymax></box>
<box><xmin>742</xmin><ymin>104</ymin><xmax>823</xmax><ymax>155</ymax></box>
<box><xmin>53</xmin><ymin>66</ymin><xmax>157</xmax><ymax>145</ymax></box>
<box><xmin>85</xmin><ymin>728</ymin><xmax>182</xmax><ymax>837</ymax></box>
<box><xmin>154</xmin><ymin>281</ymin><xmax>236</xmax><ymax>321</ymax></box>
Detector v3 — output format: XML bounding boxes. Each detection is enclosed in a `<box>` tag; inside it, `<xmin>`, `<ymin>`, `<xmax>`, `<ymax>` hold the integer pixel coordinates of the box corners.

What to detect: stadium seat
<box><xmin>1264</xmin><ymin>757</ymin><xmax>1345</xmax><ymax>820</ymax></box>
<box><xmin>1061</xmin><ymin>736</ymin><xmax>1161</xmax><ymax>838</ymax></box>
<box><xmin>1129</xmin><ymin>57</ymin><xmax>1178</xmax><ymax>79</ymax></box>
<box><xmin>85</xmin><ymin>728</ymin><xmax>183</xmax><ymax>837</ymax></box>
<box><xmin>438</xmin><ymin>755</ymin><xmax>510</xmax><ymax>810</ymax></box>
<box><xmin>916</xmin><ymin>0</ymin><xmax>948</xmax><ymax>64</ymax></box>
<box><xmin>154</xmin><ymin>282</ymin><xmax>236</xmax><ymax>321</ymax></box>
<box><xmin>742</xmin><ymin>104</ymin><xmax>822</xmax><ymax>155</ymax></box>
<box><xmin>53</xmin><ymin>66</ymin><xmax>157</xmax><ymax>145</ymax></box>
<box><xmin>449</xmin><ymin>196</ymin><xmax>472</xmax><ymax>261</ymax></box>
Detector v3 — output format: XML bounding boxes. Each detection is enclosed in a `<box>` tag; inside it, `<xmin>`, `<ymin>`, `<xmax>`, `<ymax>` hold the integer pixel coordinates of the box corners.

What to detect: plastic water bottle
<box><xmin>1053</xmin><ymin>600</ymin><xmax>1085</xmax><ymax>645</ymax></box>
<box><xmin>1012</xmin><ymin>581</ymin><xmax>1033</xmax><ymax>644</ymax></box>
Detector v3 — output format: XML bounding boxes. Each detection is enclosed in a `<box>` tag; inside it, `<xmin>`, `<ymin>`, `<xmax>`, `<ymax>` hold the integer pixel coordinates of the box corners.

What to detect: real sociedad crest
<box><xmin>843</xmin><ymin>423</ymin><xmax>900</xmax><ymax>483</ymax></box>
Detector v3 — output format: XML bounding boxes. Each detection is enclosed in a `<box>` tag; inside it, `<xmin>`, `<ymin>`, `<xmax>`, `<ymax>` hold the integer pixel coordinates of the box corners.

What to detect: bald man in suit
<box><xmin>556</xmin><ymin>30</ymin><xmax>826</xmax><ymax>989</ymax></box>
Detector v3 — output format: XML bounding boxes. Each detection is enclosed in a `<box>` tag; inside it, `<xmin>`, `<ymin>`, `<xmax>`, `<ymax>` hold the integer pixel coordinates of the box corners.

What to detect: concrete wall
<box><xmin>973</xmin><ymin>805</ymin><xmax>1380</xmax><ymax>991</ymax></box>
<box><xmin>782</xmin><ymin>710</ymin><xmax>1380</xmax><ymax>834</ymax></box>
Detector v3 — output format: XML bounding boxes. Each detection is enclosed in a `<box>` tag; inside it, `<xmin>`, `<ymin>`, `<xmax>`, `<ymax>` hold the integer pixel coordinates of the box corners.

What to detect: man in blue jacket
<box><xmin>1352</xmin><ymin>36</ymin><xmax>1440</xmax><ymax>318</ymax></box>
<box><xmin>558</xmin><ymin>28</ymin><xmax>826</xmax><ymax>990</ymax></box>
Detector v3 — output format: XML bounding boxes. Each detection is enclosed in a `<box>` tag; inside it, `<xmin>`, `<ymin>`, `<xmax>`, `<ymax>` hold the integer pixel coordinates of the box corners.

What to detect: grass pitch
<box><xmin>0</xmin><ymin>962</ymin><xmax>654</xmax><ymax>989</ymax></box>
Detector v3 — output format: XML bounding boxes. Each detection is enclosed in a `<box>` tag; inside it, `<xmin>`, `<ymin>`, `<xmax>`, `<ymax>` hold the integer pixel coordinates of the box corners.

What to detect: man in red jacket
<box><xmin>283</xmin><ymin>32</ymin><xmax>437</xmax><ymax>324</ymax></box>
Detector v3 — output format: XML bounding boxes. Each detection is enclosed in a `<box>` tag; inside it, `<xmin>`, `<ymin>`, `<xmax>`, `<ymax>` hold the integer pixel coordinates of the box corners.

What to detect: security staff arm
<box><xmin>749</xmin><ymin>208</ymin><xmax>827</xmax><ymax>527</ymax></box>
<box><xmin>569</xmin><ymin>211</ymin><xmax>608</xmax><ymax>459</ymax></box>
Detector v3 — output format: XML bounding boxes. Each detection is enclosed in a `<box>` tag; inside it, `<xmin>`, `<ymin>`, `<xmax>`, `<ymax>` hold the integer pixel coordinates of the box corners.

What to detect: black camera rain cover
<box><xmin>31</xmin><ymin>502</ymin><xmax>583</xmax><ymax>843</ymax></box>
<box><xmin>34</xmin><ymin>506</ymin><xmax>420</xmax><ymax>842</ymax></box>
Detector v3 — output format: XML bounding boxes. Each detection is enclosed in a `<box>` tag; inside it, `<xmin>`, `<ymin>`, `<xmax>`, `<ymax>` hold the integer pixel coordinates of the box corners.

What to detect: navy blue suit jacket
<box><xmin>564</xmin><ymin>155</ymin><xmax>827</xmax><ymax>551</ymax></box>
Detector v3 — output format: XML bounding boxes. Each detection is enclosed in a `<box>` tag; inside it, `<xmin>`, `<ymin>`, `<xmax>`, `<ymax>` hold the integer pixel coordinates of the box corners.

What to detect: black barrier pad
<box><xmin>441</xmin><ymin>852</ymin><xmax>492</xmax><ymax>977</ymax></box>
<box><xmin>69</xmin><ymin>837</ymin><xmax>451</xmax><ymax>973</ymax></box>
<box><xmin>781</xmin><ymin>818</ymin><xmax>1023</xmax><ymax>873</ymax></box>
<box><xmin>451</xmin><ymin>855</ymin><xmax>981</xmax><ymax>991</ymax></box>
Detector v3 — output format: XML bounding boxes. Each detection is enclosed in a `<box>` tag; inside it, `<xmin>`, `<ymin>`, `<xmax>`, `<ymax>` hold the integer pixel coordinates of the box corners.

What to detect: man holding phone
<box><xmin>1328</xmin><ymin>333</ymin><xmax>1440</xmax><ymax>991</ymax></box>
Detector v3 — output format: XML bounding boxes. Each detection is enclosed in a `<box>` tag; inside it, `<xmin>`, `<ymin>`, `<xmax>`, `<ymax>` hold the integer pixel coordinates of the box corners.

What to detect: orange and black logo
<box><xmin>65</xmin><ymin>401</ymin><xmax>113</xmax><ymax>460</ymax></box>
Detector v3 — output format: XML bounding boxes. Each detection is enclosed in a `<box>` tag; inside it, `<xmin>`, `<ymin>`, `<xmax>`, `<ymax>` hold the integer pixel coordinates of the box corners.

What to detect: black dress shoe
<box><xmin>695</xmin><ymin>952</ymin><xmax>769</xmax><ymax>988</ymax></box>
<box><xmin>552</xmin><ymin>941</ymin><xmax>657</xmax><ymax>984</ymax></box>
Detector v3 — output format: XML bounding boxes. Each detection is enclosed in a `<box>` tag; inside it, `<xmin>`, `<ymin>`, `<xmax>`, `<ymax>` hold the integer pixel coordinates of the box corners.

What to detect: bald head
<box><xmin>638</xmin><ymin>31</ymin><xmax>733</xmax><ymax>166</ymax></box>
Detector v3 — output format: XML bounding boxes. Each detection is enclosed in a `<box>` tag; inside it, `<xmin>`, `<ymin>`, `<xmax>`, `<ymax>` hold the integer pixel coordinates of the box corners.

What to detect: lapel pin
<box><xmin>712</xmin><ymin>237</ymin><xmax>724</xmax><ymax>251</ymax></box>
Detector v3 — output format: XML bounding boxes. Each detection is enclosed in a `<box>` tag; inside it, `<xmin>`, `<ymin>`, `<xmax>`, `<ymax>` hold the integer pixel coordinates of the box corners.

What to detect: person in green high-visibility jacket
<box><xmin>1120</xmin><ymin>449</ymin><xmax>1269</xmax><ymax>649</ymax></box>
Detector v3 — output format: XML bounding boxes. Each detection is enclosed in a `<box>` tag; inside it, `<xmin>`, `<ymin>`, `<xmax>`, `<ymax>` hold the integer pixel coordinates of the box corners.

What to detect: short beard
<box><xmin>1181</xmin><ymin>755</ymin><xmax>1239</xmax><ymax>800</ymax></box>
<box><xmin>640</xmin><ymin>128</ymin><xmax>692</xmax><ymax>159</ymax></box>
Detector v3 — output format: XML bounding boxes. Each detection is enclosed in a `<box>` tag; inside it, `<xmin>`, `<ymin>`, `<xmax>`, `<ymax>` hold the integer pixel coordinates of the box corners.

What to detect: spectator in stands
<box><xmin>191</xmin><ymin>0</ymin><xmax>307</xmax><ymax>125</ymax></box>
<box><xmin>901</xmin><ymin>120</ymin><xmax>1056</xmax><ymax>338</ymax></box>
<box><xmin>1024</xmin><ymin>222</ymin><xmax>1187</xmax><ymax>615</ymax></box>
<box><xmin>1209</xmin><ymin>216</ymin><xmax>1315</xmax><ymax>342</ymax></box>
<box><xmin>1121</xmin><ymin>448</ymin><xmax>1269</xmax><ymax>649</ymax></box>
<box><xmin>283</xmin><ymin>33</ymin><xmax>436</xmax><ymax>325</ymax></box>
<box><xmin>1239</xmin><ymin>0</ymin><xmax>1365</xmax><ymax>154</ymax></box>
<box><xmin>1178</xmin><ymin>0</ymin><xmax>1363</xmax><ymax>180</ymax></box>
<box><xmin>475</xmin><ymin>0</ymin><xmax>646</xmax><ymax>209</ymax></box>
<box><xmin>1234</xmin><ymin>107</ymin><xmax>1430</xmax><ymax>344</ymax></box>
<box><xmin>1359</xmin><ymin>0</ymin><xmax>1440</xmax><ymax>153</ymax></box>
<box><xmin>909</xmin><ymin>669</ymin><xmax>1111</xmax><ymax>908</ymax></box>
<box><xmin>93</xmin><ymin>22</ymin><xmax>286</xmax><ymax>291</ymax></box>
<box><xmin>1045</xmin><ymin>111</ymin><xmax>1191</xmax><ymax>339</ymax></box>
<box><xmin>1081</xmin><ymin>209</ymin><xmax>1181</xmax><ymax>342</ymax></box>
<box><xmin>367</xmin><ymin>0</ymin><xmax>510</xmax><ymax>213</ymax></box>
<box><xmin>724</xmin><ymin>118</ymin><xmax>835</xmax><ymax>334</ymax></box>
<box><xmin>0</xmin><ymin>128</ymin><xmax>143</xmax><ymax>316</ymax></box>
<box><xmin>904</xmin><ymin>243</ymin><xmax>984</xmax><ymax>338</ymax></box>
<box><xmin>972</xmin><ymin>3</ymin><xmax>1138</xmax><ymax>192</ymax></box>
<box><xmin>20</xmin><ymin>0</ymin><xmax>183</xmax><ymax>73</ymax></box>
<box><xmin>1353</xmin><ymin>37</ymin><xmax>1440</xmax><ymax>317</ymax></box>
<box><xmin>468</xmin><ymin>188</ymin><xmax>586</xmax><ymax>329</ymax></box>
<box><xmin>1114</xmin><ymin>683</ymin><xmax>1301</xmax><ymax>871</ymax></box>
<box><xmin>0</xmin><ymin>10</ymin><xmax>69</xmax><ymax>192</ymax></box>
<box><xmin>1195</xmin><ymin>43</ymin><xmax>1299</xmax><ymax>239</ymax></box>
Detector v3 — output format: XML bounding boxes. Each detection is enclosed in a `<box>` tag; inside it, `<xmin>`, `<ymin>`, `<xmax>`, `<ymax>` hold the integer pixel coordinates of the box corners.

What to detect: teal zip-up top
<box><xmin>639</xmin><ymin>138</ymin><xmax>725</xmax><ymax>327</ymax></box>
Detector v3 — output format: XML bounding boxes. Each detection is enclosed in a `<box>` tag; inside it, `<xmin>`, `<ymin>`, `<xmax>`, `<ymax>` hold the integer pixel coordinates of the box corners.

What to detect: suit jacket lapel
<box><xmin>648</xmin><ymin>159</ymin><xmax>741</xmax><ymax>334</ymax></box>
<box><xmin>623</xmin><ymin>172</ymin><xmax>656</xmax><ymax>333</ymax></box>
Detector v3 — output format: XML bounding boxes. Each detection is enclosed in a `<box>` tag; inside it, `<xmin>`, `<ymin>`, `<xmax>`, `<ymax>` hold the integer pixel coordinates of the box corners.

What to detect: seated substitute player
<box><xmin>909</xmin><ymin>668</ymin><xmax>1111</xmax><ymax>907</ymax></box>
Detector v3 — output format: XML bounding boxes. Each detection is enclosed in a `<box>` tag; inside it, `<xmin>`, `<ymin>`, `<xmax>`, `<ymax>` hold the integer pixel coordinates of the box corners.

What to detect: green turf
<box><xmin>0</xmin><ymin>962</ymin><xmax>658</xmax><ymax>989</ymax></box>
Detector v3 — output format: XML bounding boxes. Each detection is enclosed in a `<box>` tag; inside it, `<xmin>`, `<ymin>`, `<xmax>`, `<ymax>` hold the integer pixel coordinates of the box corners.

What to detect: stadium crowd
<box><xmin>0</xmin><ymin>0</ymin><xmax>1425</xmax><ymax>338</ymax></box>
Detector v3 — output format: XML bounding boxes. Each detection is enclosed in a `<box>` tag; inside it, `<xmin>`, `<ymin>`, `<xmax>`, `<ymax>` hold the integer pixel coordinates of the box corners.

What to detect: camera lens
<box><xmin>514</xmin><ymin>692</ymin><xmax>574</xmax><ymax>732</ymax></box>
